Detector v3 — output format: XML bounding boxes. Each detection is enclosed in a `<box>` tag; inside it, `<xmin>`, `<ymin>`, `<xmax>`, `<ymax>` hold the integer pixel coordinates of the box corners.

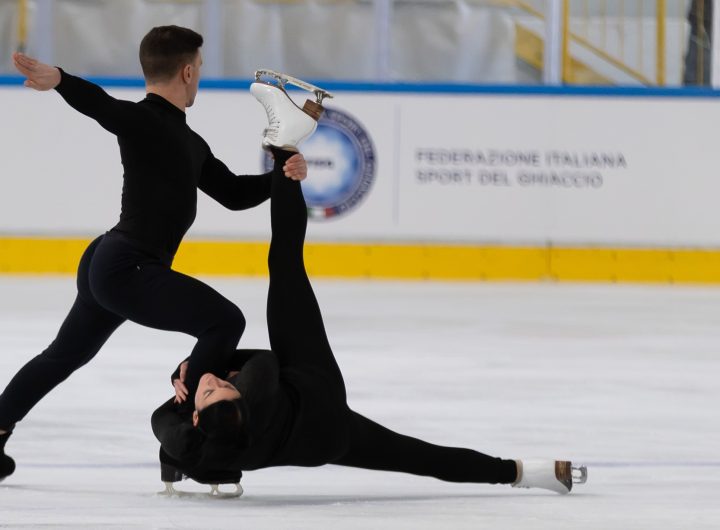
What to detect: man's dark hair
<box><xmin>139</xmin><ymin>25</ymin><xmax>203</xmax><ymax>82</ymax></box>
<box><xmin>196</xmin><ymin>398</ymin><xmax>250</xmax><ymax>448</ymax></box>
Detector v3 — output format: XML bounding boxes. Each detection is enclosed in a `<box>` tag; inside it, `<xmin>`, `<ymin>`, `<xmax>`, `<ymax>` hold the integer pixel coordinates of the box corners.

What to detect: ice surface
<box><xmin>0</xmin><ymin>277</ymin><xmax>718</xmax><ymax>529</ymax></box>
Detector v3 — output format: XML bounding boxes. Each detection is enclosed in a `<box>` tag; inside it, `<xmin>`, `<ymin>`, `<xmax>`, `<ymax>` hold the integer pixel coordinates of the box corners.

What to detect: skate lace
<box><xmin>260</xmin><ymin>99</ymin><xmax>280</xmax><ymax>142</ymax></box>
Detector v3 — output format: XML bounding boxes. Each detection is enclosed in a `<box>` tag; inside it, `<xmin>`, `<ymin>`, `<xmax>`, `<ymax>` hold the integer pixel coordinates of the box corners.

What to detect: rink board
<box><xmin>1</xmin><ymin>81</ymin><xmax>720</xmax><ymax>281</ymax></box>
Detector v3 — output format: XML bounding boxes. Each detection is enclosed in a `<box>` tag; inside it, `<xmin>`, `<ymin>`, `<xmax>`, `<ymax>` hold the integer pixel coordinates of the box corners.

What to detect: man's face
<box><xmin>185</xmin><ymin>51</ymin><xmax>202</xmax><ymax>107</ymax></box>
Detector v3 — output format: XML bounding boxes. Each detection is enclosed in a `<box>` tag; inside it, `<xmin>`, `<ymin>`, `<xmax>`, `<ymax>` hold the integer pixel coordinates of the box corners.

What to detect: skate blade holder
<box><xmin>572</xmin><ymin>465</ymin><xmax>588</xmax><ymax>485</ymax></box>
<box><xmin>254</xmin><ymin>68</ymin><xmax>334</xmax><ymax>105</ymax></box>
<box><xmin>159</xmin><ymin>481</ymin><xmax>243</xmax><ymax>499</ymax></box>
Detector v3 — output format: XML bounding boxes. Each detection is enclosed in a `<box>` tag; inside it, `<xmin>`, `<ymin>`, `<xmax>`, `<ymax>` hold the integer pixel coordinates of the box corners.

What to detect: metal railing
<box><xmin>565</xmin><ymin>0</ymin><xmax>674</xmax><ymax>85</ymax></box>
<box><xmin>505</xmin><ymin>0</ymin><xmax>690</xmax><ymax>85</ymax></box>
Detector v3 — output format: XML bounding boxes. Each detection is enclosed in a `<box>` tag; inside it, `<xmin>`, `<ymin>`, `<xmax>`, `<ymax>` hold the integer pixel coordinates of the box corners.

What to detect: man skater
<box><xmin>0</xmin><ymin>25</ymin><xmax>316</xmax><ymax>481</ymax></box>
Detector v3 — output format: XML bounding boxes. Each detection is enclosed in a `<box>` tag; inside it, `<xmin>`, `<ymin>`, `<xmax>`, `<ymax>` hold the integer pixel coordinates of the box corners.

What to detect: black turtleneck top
<box><xmin>54</xmin><ymin>71</ymin><xmax>271</xmax><ymax>257</ymax></box>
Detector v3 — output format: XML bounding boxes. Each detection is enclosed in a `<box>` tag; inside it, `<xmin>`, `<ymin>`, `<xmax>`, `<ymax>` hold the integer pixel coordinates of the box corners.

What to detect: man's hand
<box><xmin>12</xmin><ymin>52</ymin><xmax>61</xmax><ymax>91</ymax></box>
<box><xmin>283</xmin><ymin>153</ymin><xmax>308</xmax><ymax>181</ymax></box>
<box><xmin>173</xmin><ymin>361</ymin><xmax>189</xmax><ymax>404</ymax></box>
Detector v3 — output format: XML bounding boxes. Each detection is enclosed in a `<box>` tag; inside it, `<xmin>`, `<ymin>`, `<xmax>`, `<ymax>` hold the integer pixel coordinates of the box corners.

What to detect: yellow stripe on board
<box><xmin>2</xmin><ymin>237</ymin><xmax>720</xmax><ymax>283</ymax></box>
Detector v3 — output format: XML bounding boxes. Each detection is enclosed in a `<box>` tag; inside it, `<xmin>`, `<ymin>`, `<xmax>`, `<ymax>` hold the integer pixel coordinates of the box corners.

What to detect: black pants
<box><xmin>0</xmin><ymin>233</ymin><xmax>245</xmax><ymax>431</ymax></box>
<box><xmin>267</xmin><ymin>150</ymin><xmax>516</xmax><ymax>485</ymax></box>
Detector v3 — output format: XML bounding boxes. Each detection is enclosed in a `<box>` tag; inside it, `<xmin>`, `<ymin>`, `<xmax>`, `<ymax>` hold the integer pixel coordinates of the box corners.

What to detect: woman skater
<box><xmin>151</xmin><ymin>147</ymin><xmax>586</xmax><ymax>496</ymax></box>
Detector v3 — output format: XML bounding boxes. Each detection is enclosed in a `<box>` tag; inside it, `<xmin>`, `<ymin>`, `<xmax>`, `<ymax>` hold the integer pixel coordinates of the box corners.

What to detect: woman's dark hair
<box><xmin>196</xmin><ymin>398</ymin><xmax>250</xmax><ymax>448</ymax></box>
<box><xmin>139</xmin><ymin>25</ymin><xmax>203</xmax><ymax>82</ymax></box>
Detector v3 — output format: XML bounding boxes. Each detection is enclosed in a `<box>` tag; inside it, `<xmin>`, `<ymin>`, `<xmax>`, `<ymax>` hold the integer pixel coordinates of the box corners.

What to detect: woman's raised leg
<box><xmin>265</xmin><ymin>148</ymin><xmax>344</xmax><ymax>391</ymax></box>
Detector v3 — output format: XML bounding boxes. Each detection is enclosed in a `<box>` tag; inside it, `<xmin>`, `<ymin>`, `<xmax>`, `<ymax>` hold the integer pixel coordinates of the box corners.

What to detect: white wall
<box><xmin>1</xmin><ymin>84</ymin><xmax>718</xmax><ymax>247</ymax></box>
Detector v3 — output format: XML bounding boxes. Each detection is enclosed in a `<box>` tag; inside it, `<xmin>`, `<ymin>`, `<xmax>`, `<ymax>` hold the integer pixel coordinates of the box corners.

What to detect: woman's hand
<box><xmin>173</xmin><ymin>361</ymin><xmax>189</xmax><ymax>404</ymax></box>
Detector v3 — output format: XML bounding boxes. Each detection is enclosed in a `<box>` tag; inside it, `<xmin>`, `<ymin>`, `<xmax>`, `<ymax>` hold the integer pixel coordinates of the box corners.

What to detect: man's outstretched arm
<box><xmin>12</xmin><ymin>52</ymin><xmax>60</xmax><ymax>90</ymax></box>
<box><xmin>13</xmin><ymin>52</ymin><xmax>146</xmax><ymax>136</ymax></box>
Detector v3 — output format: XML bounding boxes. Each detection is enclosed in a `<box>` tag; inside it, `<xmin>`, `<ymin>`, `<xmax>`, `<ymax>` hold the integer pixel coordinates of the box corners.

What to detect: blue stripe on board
<box><xmin>2</xmin><ymin>74</ymin><xmax>720</xmax><ymax>98</ymax></box>
<box><xmin>0</xmin><ymin>76</ymin><xmax>25</xmax><ymax>86</ymax></box>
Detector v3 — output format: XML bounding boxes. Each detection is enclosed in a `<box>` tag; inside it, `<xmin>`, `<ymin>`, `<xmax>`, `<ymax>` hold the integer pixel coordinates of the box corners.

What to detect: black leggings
<box><xmin>0</xmin><ymin>234</ymin><xmax>245</xmax><ymax>430</ymax></box>
<box><xmin>266</xmin><ymin>149</ymin><xmax>516</xmax><ymax>485</ymax></box>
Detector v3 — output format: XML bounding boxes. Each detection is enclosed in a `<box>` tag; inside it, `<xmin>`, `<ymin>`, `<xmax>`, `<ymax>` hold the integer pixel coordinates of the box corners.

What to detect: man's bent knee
<box><xmin>216</xmin><ymin>304</ymin><xmax>246</xmax><ymax>340</ymax></box>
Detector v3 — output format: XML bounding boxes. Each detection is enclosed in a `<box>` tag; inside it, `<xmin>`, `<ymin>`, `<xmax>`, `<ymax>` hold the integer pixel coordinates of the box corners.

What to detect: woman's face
<box><xmin>194</xmin><ymin>373</ymin><xmax>241</xmax><ymax>412</ymax></box>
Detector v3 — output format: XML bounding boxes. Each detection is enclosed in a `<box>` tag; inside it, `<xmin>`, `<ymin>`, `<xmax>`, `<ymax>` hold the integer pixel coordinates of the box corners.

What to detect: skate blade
<box><xmin>255</xmin><ymin>68</ymin><xmax>334</xmax><ymax>104</ymax></box>
<box><xmin>158</xmin><ymin>481</ymin><xmax>243</xmax><ymax>499</ymax></box>
<box><xmin>572</xmin><ymin>465</ymin><xmax>588</xmax><ymax>485</ymax></box>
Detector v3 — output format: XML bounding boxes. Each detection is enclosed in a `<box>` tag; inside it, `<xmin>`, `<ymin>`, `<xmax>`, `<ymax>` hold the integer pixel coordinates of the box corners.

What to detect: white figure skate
<box><xmin>158</xmin><ymin>481</ymin><xmax>243</xmax><ymax>499</ymax></box>
<box><xmin>251</xmin><ymin>69</ymin><xmax>334</xmax><ymax>152</ymax></box>
<box><xmin>512</xmin><ymin>460</ymin><xmax>587</xmax><ymax>494</ymax></box>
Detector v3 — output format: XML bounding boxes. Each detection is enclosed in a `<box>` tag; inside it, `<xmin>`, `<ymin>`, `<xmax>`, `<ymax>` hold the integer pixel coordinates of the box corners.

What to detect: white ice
<box><xmin>0</xmin><ymin>277</ymin><xmax>718</xmax><ymax>529</ymax></box>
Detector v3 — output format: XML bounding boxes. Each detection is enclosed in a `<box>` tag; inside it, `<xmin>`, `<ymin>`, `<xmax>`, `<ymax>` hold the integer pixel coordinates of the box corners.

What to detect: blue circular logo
<box><xmin>264</xmin><ymin>107</ymin><xmax>376</xmax><ymax>220</ymax></box>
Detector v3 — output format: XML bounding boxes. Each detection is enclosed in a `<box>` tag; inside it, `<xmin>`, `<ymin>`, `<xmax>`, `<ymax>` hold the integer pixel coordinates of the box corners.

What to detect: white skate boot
<box><xmin>251</xmin><ymin>69</ymin><xmax>333</xmax><ymax>152</ymax></box>
<box><xmin>512</xmin><ymin>460</ymin><xmax>587</xmax><ymax>494</ymax></box>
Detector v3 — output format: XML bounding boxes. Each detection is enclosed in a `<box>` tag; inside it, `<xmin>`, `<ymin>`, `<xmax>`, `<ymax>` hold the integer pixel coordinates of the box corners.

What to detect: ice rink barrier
<box><xmin>2</xmin><ymin>78</ymin><xmax>720</xmax><ymax>282</ymax></box>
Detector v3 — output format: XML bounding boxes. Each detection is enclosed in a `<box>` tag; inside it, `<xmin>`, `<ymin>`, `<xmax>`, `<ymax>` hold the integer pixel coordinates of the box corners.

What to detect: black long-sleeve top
<box><xmin>54</xmin><ymin>71</ymin><xmax>271</xmax><ymax>257</ymax></box>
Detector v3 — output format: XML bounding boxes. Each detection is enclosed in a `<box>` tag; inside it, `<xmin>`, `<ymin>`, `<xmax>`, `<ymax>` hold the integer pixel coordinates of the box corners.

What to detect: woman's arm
<box><xmin>171</xmin><ymin>349</ymin><xmax>275</xmax><ymax>404</ymax></box>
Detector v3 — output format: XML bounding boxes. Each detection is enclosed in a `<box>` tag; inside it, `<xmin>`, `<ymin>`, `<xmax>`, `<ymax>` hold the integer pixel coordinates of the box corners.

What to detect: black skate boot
<box><xmin>157</xmin><ymin>446</ymin><xmax>242</xmax><ymax>498</ymax></box>
<box><xmin>0</xmin><ymin>430</ymin><xmax>16</xmax><ymax>482</ymax></box>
